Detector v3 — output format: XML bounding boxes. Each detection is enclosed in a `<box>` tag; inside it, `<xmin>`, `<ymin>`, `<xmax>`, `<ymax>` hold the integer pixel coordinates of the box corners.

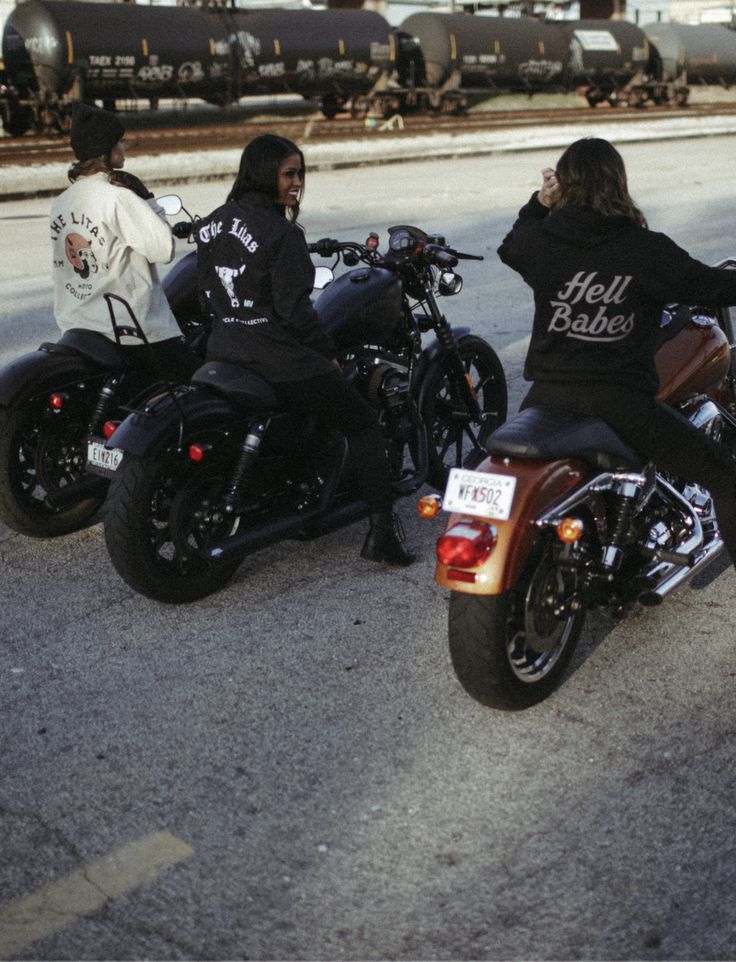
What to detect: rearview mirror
<box><xmin>157</xmin><ymin>194</ymin><xmax>183</xmax><ymax>217</ymax></box>
<box><xmin>313</xmin><ymin>266</ymin><xmax>334</xmax><ymax>290</ymax></box>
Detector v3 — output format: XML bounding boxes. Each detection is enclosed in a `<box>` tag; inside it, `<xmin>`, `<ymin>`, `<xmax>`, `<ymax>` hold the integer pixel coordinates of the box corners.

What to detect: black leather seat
<box><xmin>487</xmin><ymin>406</ymin><xmax>645</xmax><ymax>472</ymax></box>
<box><xmin>192</xmin><ymin>361</ymin><xmax>281</xmax><ymax>411</ymax></box>
<box><xmin>41</xmin><ymin>328</ymin><xmax>128</xmax><ymax>370</ymax></box>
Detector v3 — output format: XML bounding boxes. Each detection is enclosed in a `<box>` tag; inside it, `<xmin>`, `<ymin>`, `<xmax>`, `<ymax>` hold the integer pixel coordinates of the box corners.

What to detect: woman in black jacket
<box><xmin>196</xmin><ymin>133</ymin><xmax>413</xmax><ymax>565</ymax></box>
<box><xmin>498</xmin><ymin>136</ymin><xmax>736</xmax><ymax>564</ymax></box>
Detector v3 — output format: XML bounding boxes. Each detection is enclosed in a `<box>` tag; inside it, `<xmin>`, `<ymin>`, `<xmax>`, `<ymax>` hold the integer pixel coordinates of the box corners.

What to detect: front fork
<box><xmin>425</xmin><ymin>293</ymin><xmax>483</xmax><ymax>421</ymax></box>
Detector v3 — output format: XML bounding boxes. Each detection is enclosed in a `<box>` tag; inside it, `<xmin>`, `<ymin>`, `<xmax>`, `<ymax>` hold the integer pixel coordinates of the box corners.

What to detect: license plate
<box><xmin>443</xmin><ymin>467</ymin><xmax>517</xmax><ymax>521</ymax></box>
<box><xmin>87</xmin><ymin>438</ymin><xmax>123</xmax><ymax>477</ymax></box>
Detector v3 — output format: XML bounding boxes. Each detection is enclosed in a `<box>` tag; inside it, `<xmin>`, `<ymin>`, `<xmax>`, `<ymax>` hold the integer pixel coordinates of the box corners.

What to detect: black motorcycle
<box><xmin>102</xmin><ymin>224</ymin><xmax>507</xmax><ymax>603</ymax></box>
<box><xmin>0</xmin><ymin>196</ymin><xmax>205</xmax><ymax>538</ymax></box>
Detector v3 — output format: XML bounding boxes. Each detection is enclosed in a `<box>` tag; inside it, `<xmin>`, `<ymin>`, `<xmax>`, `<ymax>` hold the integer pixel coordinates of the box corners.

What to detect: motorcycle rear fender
<box><xmin>110</xmin><ymin>387</ymin><xmax>236</xmax><ymax>457</ymax></box>
<box><xmin>0</xmin><ymin>349</ymin><xmax>98</xmax><ymax>409</ymax></box>
<box><xmin>435</xmin><ymin>454</ymin><xmax>589</xmax><ymax>595</ymax></box>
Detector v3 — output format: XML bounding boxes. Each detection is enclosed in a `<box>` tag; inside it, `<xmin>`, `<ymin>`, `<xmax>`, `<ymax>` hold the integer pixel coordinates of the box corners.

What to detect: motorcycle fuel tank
<box><xmin>315</xmin><ymin>266</ymin><xmax>403</xmax><ymax>351</ymax></box>
<box><xmin>655</xmin><ymin>316</ymin><xmax>731</xmax><ymax>403</ymax></box>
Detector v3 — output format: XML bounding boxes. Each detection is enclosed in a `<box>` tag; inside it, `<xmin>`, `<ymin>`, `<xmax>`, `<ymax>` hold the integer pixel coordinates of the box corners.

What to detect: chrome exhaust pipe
<box><xmin>638</xmin><ymin>536</ymin><xmax>725</xmax><ymax>606</ymax></box>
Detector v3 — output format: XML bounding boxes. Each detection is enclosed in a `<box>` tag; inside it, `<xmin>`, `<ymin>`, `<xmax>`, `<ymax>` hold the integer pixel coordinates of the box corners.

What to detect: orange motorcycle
<box><xmin>425</xmin><ymin>262</ymin><xmax>736</xmax><ymax>710</ymax></box>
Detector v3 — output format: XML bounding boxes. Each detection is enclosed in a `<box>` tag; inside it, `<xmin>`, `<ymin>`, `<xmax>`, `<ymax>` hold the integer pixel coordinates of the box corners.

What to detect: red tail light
<box><xmin>188</xmin><ymin>444</ymin><xmax>205</xmax><ymax>462</ymax></box>
<box><xmin>436</xmin><ymin>521</ymin><xmax>497</xmax><ymax>568</ymax></box>
<box><xmin>49</xmin><ymin>392</ymin><xmax>66</xmax><ymax>410</ymax></box>
<box><xmin>103</xmin><ymin>420</ymin><xmax>120</xmax><ymax>439</ymax></box>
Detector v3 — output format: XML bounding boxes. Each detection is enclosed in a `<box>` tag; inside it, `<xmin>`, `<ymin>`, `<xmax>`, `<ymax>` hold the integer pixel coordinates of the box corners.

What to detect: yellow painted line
<box><xmin>0</xmin><ymin>831</ymin><xmax>194</xmax><ymax>959</ymax></box>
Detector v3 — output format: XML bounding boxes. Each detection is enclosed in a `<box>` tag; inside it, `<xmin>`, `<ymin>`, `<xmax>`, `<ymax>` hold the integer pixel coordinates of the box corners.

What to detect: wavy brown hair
<box><xmin>67</xmin><ymin>154</ymin><xmax>113</xmax><ymax>183</ymax></box>
<box><xmin>554</xmin><ymin>137</ymin><xmax>647</xmax><ymax>227</ymax></box>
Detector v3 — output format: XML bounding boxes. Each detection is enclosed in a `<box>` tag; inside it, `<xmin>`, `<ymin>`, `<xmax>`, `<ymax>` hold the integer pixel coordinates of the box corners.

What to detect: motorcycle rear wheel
<box><xmin>104</xmin><ymin>448</ymin><xmax>242</xmax><ymax>603</ymax></box>
<box><xmin>420</xmin><ymin>335</ymin><xmax>507</xmax><ymax>490</ymax></box>
<box><xmin>448</xmin><ymin>539</ymin><xmax>585</xmax><ymax>710</ymax></box>
<box><xmin>0</xmin><ymin>393</ymin><xmax>106</xmax><ymax>537</ymax></box>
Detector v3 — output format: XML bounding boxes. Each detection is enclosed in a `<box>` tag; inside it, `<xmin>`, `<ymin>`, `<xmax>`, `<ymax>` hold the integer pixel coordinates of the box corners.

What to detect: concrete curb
<box><xmin>4</xmin><ymin>113</ymin><xmax>736</xmax><ymax>200</ymax></box>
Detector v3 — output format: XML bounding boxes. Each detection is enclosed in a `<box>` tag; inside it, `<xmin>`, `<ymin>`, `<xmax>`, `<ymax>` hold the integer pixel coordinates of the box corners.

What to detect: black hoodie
<box><xmin>498</xmin><ymin>193</ymin><xmax>736</xmax><ymax>392</ymax></box>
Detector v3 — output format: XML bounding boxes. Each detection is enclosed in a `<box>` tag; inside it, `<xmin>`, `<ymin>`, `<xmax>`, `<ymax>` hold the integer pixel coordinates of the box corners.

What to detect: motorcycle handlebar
<box><xmin>449</xmin><ymin>249</ymin><xmax>484</xmax><ymax>261</ymax></box>
<box><xmin>173</xmin><ymin>221</ymin><xmax>194</xmax><ymax>240</ymax></box>
<box><xmin>308</xmin><ymin>238</ymin><xmax>340</xmax><ymax>256</ymax></box>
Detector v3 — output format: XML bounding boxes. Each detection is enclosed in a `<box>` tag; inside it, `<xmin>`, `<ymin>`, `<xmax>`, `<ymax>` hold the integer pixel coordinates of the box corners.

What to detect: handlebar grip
<box><xmin>172</xmin><ymin>221</ymin><xmax>193</xmax><ymax>239</ymax></box>
<box><xmin>308</xmin><ymin>237</ymin><xmax>339</xmax><ymax>256</ymax></box>
<box><xmin>433</xmin><ymin>250</ymin><xmax>459</xmax><ymax>269</ymax></box>
<box><xmin>454</xmin><ymin>251</ymin><xmax>484</xmax><ymax>261</ymax></box>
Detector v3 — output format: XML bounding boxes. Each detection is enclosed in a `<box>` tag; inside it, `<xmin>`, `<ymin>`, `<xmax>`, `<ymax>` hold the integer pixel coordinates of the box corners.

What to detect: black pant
<box><xmin>523</xmin><ymin>381</ymin><xmax>736</xmax><ymax>566</ymax></box>
<box><xmin>274</xmin><ymin>369</ymin><xmax>393</xmax><ymax>512</ymax></box>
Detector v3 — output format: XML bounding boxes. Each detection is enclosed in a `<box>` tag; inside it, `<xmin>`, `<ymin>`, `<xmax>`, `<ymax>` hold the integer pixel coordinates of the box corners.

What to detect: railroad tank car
<box><xmin>557</xmin><ymin>18</ymin><xmax>657</xmax><ymax>104</ymax></box>
<box><xmin>1</xmin><ymin>0</ymin><xmax>233</xmax><ymax>134</ymax></box>
<box><xmin>4</xmin><ymin>0</ymin><xmax>736</xmax><ymax>136</ymax></box>
<box><xmin>223</xmin><ymin>7</ymin><xmax>408</xmax><ymax>117</ymax></box>
<box><xmin>0</xmin><ymin>0</ymin><xmax>409</xmax><ymax>131</ymax></box>
<box><xmin>643</xmin><ymin>22</ymin><xmax>736</xmax><ymax>86</ymax></box>
<box><xmin>397</xmin><ymin>12</ymin><xmax>568</xmax><ymax>95</ymax></box>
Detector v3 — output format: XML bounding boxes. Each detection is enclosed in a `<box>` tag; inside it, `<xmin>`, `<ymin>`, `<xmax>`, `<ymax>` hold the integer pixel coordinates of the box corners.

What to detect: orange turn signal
<box><xmin>556</xmin><ymin>517</ymin><xmax>584</xmax><ymax>543</ymax></box>
<box><xmin>417</xmin><ymin>494</ymin><xmax>442</xmax><ymax>519</ymax></box>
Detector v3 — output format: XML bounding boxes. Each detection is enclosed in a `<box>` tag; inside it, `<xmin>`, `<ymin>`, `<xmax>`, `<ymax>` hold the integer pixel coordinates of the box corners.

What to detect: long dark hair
<box><xmin>554</xmin><ymin>137</ymin><xmax>647</xmax><ymax>227</ymax></box>
<box><xmin>228</xmin><ymin>133</ymin><xmax>305</xmax><ymax>223</ymax></box>
<box><xmin>67</xmin><ymin>154</ymin><xmax>113</xmax><ymax>183</ymax></box>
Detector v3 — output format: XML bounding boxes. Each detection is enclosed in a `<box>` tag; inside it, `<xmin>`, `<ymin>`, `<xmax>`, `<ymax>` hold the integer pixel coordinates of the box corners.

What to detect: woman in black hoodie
<box><xmin>196</xmin><ymin>133</ymin><xmax>413</xmax><ymax>565</ymax></box>
<box><xmin>498</xmin><ymin>136</ymin><xmax>736</xmax><ymax>563</ymax></box>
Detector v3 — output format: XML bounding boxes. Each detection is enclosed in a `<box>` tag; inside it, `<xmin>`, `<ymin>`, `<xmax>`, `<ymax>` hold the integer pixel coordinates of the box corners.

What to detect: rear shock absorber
<box><xmin>223</xmin><ymin>419</ymin><xmax>269</xmax><ymax>513</ymax></box>
<box><xmin>601</xmin><ymin>476</ymin><xmax>644</xmax><ymax>571</ymax></box>
<box><xmin>89</xmin><ymin>375</ymin><xmax>121</xmax><ymax>434</ymax></box>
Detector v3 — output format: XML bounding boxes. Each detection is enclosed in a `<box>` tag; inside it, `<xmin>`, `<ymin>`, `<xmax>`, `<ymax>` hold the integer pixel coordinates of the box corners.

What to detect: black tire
<box><xmin>104</xmin><ymin>443</ymin><xmax>243</xmax><ymax>604</ymax></box>
<box><xmin>448</xmin><ymin>537</ymin><xmax>585</xmax><ymax>710</ymax></box>
<box><xmin>420</xmin><ymin>335</ymin><xmax>507</xmax><ymax>490</ymax></box>
<box><xmin>0</xmin><ymin>392</ymin><xmax>107</xmax><ymax>537</ymax></box>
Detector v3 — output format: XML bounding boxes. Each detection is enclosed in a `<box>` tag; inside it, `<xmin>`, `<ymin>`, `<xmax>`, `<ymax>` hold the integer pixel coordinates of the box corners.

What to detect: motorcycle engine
<box><xmin>351</xmin><ymin>356</ymin><xmax>414</xmax><ymax>443</ymax></box>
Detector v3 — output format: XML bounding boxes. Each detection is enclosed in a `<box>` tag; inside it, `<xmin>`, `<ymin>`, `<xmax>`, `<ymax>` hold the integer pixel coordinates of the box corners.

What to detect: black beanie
<box><xmin>70</xmin><ymin>102</ymin><xmax>125</xmax><ymax>161</ymax></box>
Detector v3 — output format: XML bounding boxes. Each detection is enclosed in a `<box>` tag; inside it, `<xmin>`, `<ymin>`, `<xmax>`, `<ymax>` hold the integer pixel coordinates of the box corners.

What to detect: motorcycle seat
<box><xmin>192</xmin><ymin>361</ymin><xmax>281</xmax><ymax>411</ymax></box>
<box><xmin>487</xmin><ymin>406</ymin><xmax>645</xmax><ymax>472</ymax></box>
<box><xmin>41</xmin><ymin>328</ymin><xmax>128</xmax><ymax>370</ymax></box>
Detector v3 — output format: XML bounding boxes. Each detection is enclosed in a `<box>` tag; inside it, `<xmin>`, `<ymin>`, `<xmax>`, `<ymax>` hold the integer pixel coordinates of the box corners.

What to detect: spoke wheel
<box><xmin>104</xmin><ymin>448</ymin><xmax>242</xmax><ymax>603</ymax></box>
<box><xmin>0</xmin><ymin>393</ymin><xmax>106</xmax><ymax>537</ymax></box>
<box><xmin>448</xmin><ymin>538</ymin><xmax>585</xmax><ymax>710</ymax></box>
<box><xmin>421</xmin><ymin>335</ymin><xmax>507</xmax><ymax>490</ymax></box>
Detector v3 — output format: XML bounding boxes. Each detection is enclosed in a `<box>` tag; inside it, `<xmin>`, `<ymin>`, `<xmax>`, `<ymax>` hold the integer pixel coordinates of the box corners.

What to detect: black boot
<box><xmin>361</xmin><ymin>510</ymin><xmax>415</xmax><ymax>566</ymax></box>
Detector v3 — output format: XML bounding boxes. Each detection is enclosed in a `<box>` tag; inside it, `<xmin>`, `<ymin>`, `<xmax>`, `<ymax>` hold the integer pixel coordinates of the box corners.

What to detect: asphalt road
<box><xmin>1</xmin><ymin>136</ymin><xmax>735</xmax><ymax>961</ymax></box>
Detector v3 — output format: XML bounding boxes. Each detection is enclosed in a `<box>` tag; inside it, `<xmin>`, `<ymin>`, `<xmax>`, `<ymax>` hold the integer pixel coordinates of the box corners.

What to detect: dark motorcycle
<box><xmin>0</xmin><ymin>196</ymin><xmax>204</xmax><ymax>538</ymax></box>
<box><xmin>428</xmin><ymin>262</ymin><xmax>736</xmax><ymax>710</ymax></box>
<box><xmin>101</xmin><ymin>224</ymin><xmax>507</xmax><ymax>603</ymax></box>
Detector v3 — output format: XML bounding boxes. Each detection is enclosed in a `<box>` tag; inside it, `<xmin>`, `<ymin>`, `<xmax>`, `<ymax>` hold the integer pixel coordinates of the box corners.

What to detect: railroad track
<box><xmin>2</xmin><ymin>101</ymin><xmax>734</xmax><ymax>168</ymax></box>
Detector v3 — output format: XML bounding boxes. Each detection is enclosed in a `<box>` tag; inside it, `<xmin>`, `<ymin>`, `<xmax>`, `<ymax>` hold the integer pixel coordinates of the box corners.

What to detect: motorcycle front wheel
<box><xmin>0</xmin><ymin>391</ymin><xmax>107</xmax><ymax>537</ymax></box>
<box><xmin>104</xmin><ymin>447</ymin><xmax>243</xmax><ymax>603</ymax></box>
<box><xmin>420</xmin><ymin>335</ymin><xmax>507</xmax><ymax>490</ymax></box>
<box><xmin>448</xmin><ymin>537</ymin><xmax>585</xmax><ymax>710</ymax></box>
